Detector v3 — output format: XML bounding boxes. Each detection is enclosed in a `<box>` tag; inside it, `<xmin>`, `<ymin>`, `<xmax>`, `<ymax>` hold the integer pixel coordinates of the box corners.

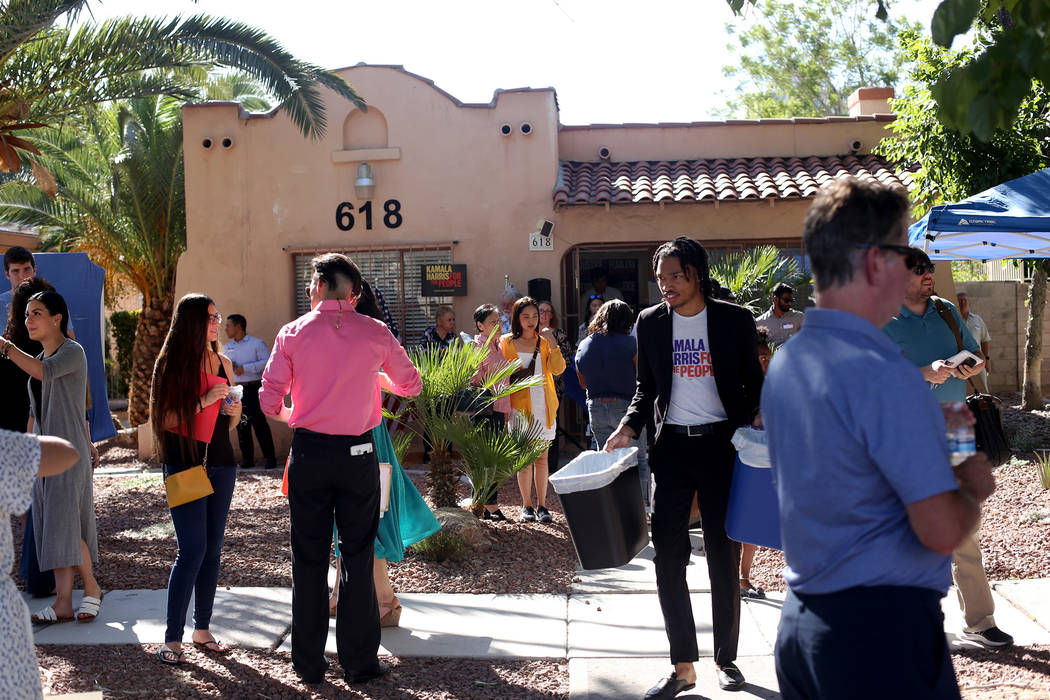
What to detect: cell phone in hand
<box><xmin>946</xmin><ymin>350</ymin><xmax>983</xmax><ymax>370</ymax></box>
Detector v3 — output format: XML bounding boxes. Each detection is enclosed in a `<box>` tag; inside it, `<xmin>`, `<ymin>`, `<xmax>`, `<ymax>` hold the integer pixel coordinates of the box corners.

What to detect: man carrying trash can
<box><xmin>606</xmin><ymin>236</ymin><xmax>764</xmax><ymax>698</ymax></box>
<box><xmin>762</xmin><ymin>176</ymin><xmax>994</xmax><ymax>699</ymax></box>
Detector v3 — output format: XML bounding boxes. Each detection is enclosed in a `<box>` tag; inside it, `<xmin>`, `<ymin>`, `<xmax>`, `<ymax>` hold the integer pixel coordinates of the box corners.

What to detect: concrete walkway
<box><xmin>26</xmin><ymin>532</ymin><xmax>1050</xmax><ymax>700</ymax></box>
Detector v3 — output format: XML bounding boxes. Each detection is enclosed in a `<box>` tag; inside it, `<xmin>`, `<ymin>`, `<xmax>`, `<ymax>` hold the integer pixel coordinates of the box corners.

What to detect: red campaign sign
<box><xmin>420</xmin><ymin>264</ymin><xmax>468</xmax><ymax>296</ymax></box>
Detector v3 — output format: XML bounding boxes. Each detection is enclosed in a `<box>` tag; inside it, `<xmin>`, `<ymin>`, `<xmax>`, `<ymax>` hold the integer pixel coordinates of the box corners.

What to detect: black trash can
<box><xmin>551</xmin><ymin>449</ymin><xmax>649</xmax><ymax>570</ymax></box>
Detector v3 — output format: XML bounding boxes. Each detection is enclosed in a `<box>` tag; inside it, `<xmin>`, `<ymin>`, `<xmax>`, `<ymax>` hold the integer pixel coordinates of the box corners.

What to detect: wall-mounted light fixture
<box><xmin>355</xmin><ymin>162</ymin><xmax>375</xmax><ymax>200</ymax></box>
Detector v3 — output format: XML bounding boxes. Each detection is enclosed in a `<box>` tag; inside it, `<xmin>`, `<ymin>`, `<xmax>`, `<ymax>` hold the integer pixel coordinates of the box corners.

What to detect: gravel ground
<box><xmin>11</xmin><ymin>444</ymin><xmax>578</xmax><ymax>594</ymax></box>
<box><xmin>37</xmin><ymin>646</ymin><xmax>568</xmax><ymax>699</ymax></box>
<box><xmin>954</xmin><ymin>644</ymin><xmax>1050</xmax><ymax>698</ymax></box>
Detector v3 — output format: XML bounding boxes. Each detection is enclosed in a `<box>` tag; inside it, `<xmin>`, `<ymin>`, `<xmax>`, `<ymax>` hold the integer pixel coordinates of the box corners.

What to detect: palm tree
<box><xmin>0</xmin><ymin>97</ymin><xmax>191</xmax><ymax>425</ymax></box>
<box><xmin>0</xmin><ymin>2</ymin><xmax>364</xmax><ymax>173</ymax></box>
<box><xmin>0</xmin><ymin>3</ymin><xmax>364</xmax><ymax>424</ymax></box>
<box><xmin>709</xmin><ymin>245</ymin><xmax>811</xmax><ymax>315</ymax></box>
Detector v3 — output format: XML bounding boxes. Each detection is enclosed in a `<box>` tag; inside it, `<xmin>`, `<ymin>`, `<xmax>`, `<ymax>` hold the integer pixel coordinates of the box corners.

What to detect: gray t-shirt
<box><xmin>756</xmin><ymin>307</ymin><xmax>805</xmax><ymax>347</ymax></box>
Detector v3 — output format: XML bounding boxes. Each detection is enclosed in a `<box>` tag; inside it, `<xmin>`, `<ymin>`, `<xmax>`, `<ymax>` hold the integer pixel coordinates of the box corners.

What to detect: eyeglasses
<box><xmin>911</xmin><ymin>263</ymin><xmax>936</xmax><ymax>275</ymax></box>
<box><xmin>856</xmin><ymin>243</ymin><xmax>925</xmax><ymax>271</ymax></box>
<box><xmin>208</xmin><ymin>313</ymin><xmax>222</xmax><ymax>324</ymax></box>
<box><xmin>779</xmin><ymin>296</ymin><xmax>794</xmax><ymax>304</ymax></box>
<box><xmin>588</xmin><ymin>294</ymin><xmax>603</xmax><ymax>300</ymax></box>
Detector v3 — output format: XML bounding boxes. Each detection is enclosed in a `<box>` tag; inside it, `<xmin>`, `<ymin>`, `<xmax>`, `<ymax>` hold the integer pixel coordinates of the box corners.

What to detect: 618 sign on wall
<box><xmin>335</xmin><ymin>199</ymin><xmax>403</xmax><ymax>231</ymax></box>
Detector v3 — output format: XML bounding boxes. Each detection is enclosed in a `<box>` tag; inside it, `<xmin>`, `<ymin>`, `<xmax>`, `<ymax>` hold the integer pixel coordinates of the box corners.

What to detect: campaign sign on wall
<box><xmin>420</xmin><ymin>264</ymin><xmax>468</xmax><ymax>296</ymax></box>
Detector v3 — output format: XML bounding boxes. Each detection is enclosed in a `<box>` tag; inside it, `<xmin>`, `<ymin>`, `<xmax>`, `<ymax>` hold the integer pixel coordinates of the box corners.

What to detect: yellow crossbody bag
<box><xmin>164</xmin><ymin>465</ymin><xmax>214</xmax><ymax>508</ymax></box>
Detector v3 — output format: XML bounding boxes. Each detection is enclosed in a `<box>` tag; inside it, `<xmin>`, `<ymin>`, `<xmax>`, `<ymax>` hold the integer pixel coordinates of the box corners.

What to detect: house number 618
<box><xmin>335</xmin><ymin>199</ymin><xmax>403</xmax><ymax>231</ymax></box>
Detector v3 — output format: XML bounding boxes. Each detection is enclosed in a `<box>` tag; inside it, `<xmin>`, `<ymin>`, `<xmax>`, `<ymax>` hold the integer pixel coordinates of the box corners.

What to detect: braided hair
<box><xmin>652</xmin><ymin>236</ymin><xmax>713</xmax><ymax>299</ymax></box>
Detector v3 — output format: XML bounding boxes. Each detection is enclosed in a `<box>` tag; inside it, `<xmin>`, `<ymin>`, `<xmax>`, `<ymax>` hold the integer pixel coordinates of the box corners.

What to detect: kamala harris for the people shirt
<box><xmin>665</xmin><ymin>307</ymin><xmax>727</xmax><ymax>426</ymax></box>
<box><xmin>259</xmin><ymin>300</ymin><xmax>421</xmax><ymax>436</ymax></box>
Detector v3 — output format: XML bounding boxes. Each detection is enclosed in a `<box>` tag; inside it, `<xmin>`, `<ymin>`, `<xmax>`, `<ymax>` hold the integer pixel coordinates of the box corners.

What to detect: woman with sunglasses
<box><xmin>150</xmin><ymin>294</ymin><xmax>242</xmax><ymax>665</ymax></box>
<box><xmin>0</xmin><ymin>290</ymin><xmax>100</xmax><ymax>626</ymax></box>
<box><xmin>577</xmin><ymin>294</ymin><xmax>604</xmax><ymax>344</ymax></box>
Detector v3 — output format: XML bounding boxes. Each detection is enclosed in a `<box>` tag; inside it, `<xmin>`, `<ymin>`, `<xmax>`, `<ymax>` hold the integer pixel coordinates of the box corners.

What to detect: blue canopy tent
<box><xmin>908</xmin><ymin>167</ymin><xmax>1050</xmax><ymax>261</ymax></box>
<box><xmin>33</xmin><ymin>253</ymin><xmax>116</xmax><ymax>442</ymax></box>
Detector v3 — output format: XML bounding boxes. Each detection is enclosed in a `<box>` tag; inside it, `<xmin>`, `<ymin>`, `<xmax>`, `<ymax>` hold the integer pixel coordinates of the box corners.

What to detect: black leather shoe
<box><xmin>344</xmin><ymin>661</ymin><xmax>388</xmax><ymax>684</ymax></box>
<box><xmin>644</xmin><ymin>672</ymin><xmax>695</xmax><ymax>699</ymax></box>
<box><xmin>717</xmin><ymin>663</ymin><xmax>745</xmax><ymax>690</ymax></box>
<box><xmin>262</xmin><ymin>457</ymin><xmax>277</xmax><ymax>470</ymax></box>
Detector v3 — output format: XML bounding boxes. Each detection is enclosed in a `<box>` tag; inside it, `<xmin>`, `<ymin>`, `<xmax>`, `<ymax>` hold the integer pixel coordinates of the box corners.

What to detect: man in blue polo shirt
<box><xmin>883</xmin><ymin>249</ymin><xmax>1011</xmax><ymax>649</ymax></box>
<box><xmin>763</xmin><ymin>176</ymin><xmax>995</xmax><ymax>699</ymax></box>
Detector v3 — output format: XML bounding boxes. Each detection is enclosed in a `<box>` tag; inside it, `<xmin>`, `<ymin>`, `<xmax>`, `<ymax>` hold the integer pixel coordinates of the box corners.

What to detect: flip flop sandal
<box><xmin>192</xmin><ymin>639</ymin><xmax>232</xmax><ymax>656</ymax></box>
<box><xmin>77</xmin><ymin>594</ymin><xmax>103</xmax><ymax>623</ymax></box>
<box><xmin>31</xmin><ymin>605</ymin><xmax>75</xmax><ymax>624</ymax></box>
<box><xmin>157</xmin><ymin>646</ymin><xmax>184</xmax><ymax>665</ymax></box>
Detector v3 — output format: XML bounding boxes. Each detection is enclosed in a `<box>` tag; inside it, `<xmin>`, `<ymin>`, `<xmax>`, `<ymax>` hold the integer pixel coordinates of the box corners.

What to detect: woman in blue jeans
<box><xmin>150</xmin><ymin>294</ymin><xmax>241</xmax><ymax>665</ymax></box>
<box><xmin>574</xmin><ymin>299</ymin><xmax>650</xmax><ymax>507</ymax></box>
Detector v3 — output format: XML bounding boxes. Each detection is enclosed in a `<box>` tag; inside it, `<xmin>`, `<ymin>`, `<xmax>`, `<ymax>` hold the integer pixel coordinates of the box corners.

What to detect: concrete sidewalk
<box><xmin>25</xmin><ymin>538</ymin><xmax>1050</xmax><ymax>700</ymax></box>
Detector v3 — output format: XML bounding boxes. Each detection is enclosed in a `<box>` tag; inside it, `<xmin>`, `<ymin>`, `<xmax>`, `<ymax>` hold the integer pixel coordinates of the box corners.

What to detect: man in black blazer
<box><xmin>607</xmin><ymin>236</ymin><xmax>764</xmax><ymax>698</ymax></box>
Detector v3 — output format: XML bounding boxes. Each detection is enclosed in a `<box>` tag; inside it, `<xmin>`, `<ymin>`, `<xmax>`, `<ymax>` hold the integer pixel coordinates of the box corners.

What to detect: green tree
<box><xmin>725</xmin><ymin>0</ymin><xmax>1050</xmax><ymax>141</ymax></box>
<box><xmin>0</xmin><ymin>1</ymin><xmax>363</xmax><ymax>173</ymax></box>
<box><xmin>1</xmin><ymin>97</ymin><xmax>192</xmax><ymax>425</ymax></box>
<box><xmin>876</xmin><ymin>31</ymin><xmax>1049</xmax><ymax>408</ymax></box>
<box><xmin>720</xmin><ymin>0</ymin><xmax>916</xmax><ymax>118</ymax></box>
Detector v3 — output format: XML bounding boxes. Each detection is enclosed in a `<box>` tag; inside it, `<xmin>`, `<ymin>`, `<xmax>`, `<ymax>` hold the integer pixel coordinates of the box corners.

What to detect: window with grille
<box><xmin>292</xmin><ymin>245</ymin><xmax>453</xmax><ymax>344</ymax></box>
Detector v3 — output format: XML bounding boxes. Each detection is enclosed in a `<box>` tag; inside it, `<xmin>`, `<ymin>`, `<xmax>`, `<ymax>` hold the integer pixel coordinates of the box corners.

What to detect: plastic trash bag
<box><xmin>731</xmin><ymin>426</ymin><xmax>771</xmax><ymax>468</ymax></box>
<box><xmin>550</xmin><ymin>447</ymin><xmax>638</xmax><ymax>495</ymax></box>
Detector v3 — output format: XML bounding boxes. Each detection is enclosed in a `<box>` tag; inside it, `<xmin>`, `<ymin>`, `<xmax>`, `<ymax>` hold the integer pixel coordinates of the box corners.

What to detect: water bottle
<box><xmin>944</xmin><ymin>401</ymin><xmax>976</xmax><ymax>466</ymax></box>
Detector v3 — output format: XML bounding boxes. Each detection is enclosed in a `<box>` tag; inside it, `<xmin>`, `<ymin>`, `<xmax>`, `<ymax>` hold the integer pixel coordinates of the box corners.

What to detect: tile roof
<box><xmin>553</xmin><ymin>155</ymin><xmax>912</xmax><ymax>207</ymax></box>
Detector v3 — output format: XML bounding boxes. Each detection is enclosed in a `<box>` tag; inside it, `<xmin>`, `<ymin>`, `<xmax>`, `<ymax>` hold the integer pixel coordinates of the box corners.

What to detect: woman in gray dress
<box><xmin>0</xmin><ymin>290</ymin><xmax>101</xmax><ymax>624</ymax></box>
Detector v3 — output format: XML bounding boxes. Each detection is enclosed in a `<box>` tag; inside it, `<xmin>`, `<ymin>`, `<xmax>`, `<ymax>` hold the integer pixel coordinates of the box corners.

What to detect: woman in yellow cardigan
<box><xmin>500</xmin><ymin>296</ymin><xmax>566</xmax><ymax>523</ymax></box>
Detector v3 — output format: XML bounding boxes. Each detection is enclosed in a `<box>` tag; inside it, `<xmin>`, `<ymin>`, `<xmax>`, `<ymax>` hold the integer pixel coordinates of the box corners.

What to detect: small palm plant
<box><xmin>709</xmin><ymin>245</ymin><xmax>811</xmax><ymax>315</ymax></box>
<box><xmin>385</xmin><ymin>336</ymin><xmax>543</xmax><ymax>508</ymax></box>
<box><xmin>431</xmin><ymin>412</ymin><xmax>550</xmax><ymax>517</ymax></box>
<box><xmin>1034</xmin><ymin>450</ymin><xmax>1050</xmax><ymax>490</ymax></box>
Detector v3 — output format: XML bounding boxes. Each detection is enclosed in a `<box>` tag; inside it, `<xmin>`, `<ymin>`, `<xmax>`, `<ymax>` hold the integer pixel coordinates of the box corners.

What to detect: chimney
<box><xmin>847</xmin><ymin>87</ymin><xmax>895</xmax><ymax>116</ymax></box>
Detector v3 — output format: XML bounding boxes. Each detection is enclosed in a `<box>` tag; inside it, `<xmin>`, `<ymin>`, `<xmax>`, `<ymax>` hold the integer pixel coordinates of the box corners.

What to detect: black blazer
<box><xmin>623</xmin><ymin>298</ymin><xmax>764</xmax><ymax>443</ymax></box>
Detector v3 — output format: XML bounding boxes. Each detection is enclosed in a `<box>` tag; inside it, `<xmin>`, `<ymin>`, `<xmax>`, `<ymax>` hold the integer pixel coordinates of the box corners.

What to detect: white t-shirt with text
<box><xmin>666</xmin><ymin>308</ymin><xmax>727</xmax><ymax>426</ymax></box>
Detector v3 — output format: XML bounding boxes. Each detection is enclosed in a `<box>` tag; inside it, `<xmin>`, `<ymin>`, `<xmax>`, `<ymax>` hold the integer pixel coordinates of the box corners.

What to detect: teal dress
<box><xmin>334</xmin><ymin>425</ymin><xmax>441</xmax><ymax>561</ymax></box>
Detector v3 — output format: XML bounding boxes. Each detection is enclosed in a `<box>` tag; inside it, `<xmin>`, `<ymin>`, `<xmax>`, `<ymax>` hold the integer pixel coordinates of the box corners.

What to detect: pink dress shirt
<box><xmin>259</xmin><ymin>300</ymin><xmax>421</xmax><ymax>436</ymax></box>
<box><xmin>472</xmin><ymin>332</ymin><xmax>511</xmax><ymax>415</ymax></box>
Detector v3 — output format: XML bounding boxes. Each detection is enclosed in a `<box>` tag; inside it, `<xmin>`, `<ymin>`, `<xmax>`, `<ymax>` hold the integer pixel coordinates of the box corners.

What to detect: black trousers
<box><xmin>776</xmin><ymin>586</ymin><xmax>960</xmax><ymax>700</ymax></box>
<box><xmin>287</xmin><ymin>429</ymin><xmax>381</xmax><ymax>681</ymax></box>
<box><xmin>650</xmin><ymin>426</ymin><xmax>740</xmax><ymax>666</ymax></box>
<box><xmin>236</xmin><ymin>381</ymin><xmax>275</xmax><ymax>464</ymax></box>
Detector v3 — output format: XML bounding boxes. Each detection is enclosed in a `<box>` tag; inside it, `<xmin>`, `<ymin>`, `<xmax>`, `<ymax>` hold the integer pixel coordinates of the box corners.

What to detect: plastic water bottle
<box><xmin>944</xmin><ymin>401</ymin><xmax>976</xmax><ymax>466</ymax></box>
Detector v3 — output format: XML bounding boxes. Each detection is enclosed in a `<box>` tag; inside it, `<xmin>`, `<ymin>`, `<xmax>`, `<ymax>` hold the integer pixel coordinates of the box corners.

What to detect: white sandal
<box><xmin>77</xmin><ymin>594</ymin><xmax>103</xmax><ymax>623</ymax></box>
<box><xmin>31</xmin><ymin>605</ymin><xmax>75</xmax><ymax>624</ymax></box>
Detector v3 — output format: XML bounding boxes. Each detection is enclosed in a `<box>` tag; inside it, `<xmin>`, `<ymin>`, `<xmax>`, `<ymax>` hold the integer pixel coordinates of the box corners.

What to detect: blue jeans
<box><xmin>586</xmin><ymin>397</ymin><xmax>650</xmax><ymax>506</ymax></box>
<box><xmin>164</xmin><ymin>464</ymin><xmax>237</xmax><ymax>643</ymax></box>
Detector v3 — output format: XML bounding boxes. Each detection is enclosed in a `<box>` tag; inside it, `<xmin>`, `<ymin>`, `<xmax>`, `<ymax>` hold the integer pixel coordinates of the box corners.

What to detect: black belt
<box><xmin>293</xmin><ymin>427</ymin><xmax>370</xmax><ymax>443</ymax></box>
<box><xmin>667</xmin><ymin>421</ymin><xmax>730</xmax><ymax>437</ymax></box>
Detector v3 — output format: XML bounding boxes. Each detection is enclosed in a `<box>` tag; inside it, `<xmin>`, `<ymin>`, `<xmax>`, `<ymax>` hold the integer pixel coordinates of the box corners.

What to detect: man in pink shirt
<box><xmin>260</xmin><ymin>253</ymin><xmax>421</xmax><ymax>686</ymax></box>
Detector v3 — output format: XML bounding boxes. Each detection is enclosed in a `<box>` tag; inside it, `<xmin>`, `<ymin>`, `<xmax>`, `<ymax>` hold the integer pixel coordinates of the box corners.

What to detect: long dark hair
<box><xmin>510</xmin><ymin>296</ymin><xmax>539</xmax><ymax>339</ymax></box>
<box><xmin>5</xmin><ymin>277</ymin><xmax>56</xmax><ymax>351</ymax></box>
<box><xmin>652</xmin><ymin>236</ymin><xmax>713</xmax><ymax>300</ymax></box>
<box><xmin>355</xmin><ymin>280</ymin><xmax>384</xmax><ymax>322</ymax></box>
<box><xmin>588</xmin><ymin>299</ymin><xmax>634</xmax><ymax>336</ymax></box>
<box><xmin>151</xmin><ymin>293</ymin><xmax>217</xmax><ymax>462</ymax></box>
<box><xmin>27</xmin><ymin>290</ymin><xmax>70</xmax><ymax>338</ymax></box>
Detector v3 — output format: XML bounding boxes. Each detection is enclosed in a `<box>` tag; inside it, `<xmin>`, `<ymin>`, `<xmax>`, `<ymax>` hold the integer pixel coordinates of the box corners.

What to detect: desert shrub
<box><xmin>409</xmin><ymin>529</ymin><xmax>466</xmax><ymax>562</ymax></box>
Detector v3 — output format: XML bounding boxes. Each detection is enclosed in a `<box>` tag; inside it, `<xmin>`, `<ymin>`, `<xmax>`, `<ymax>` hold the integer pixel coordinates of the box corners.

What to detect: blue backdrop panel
<box><xmin>33</xmin><ymin>253</ymin><xmax>116</xmax><ymax>442</ymax></box>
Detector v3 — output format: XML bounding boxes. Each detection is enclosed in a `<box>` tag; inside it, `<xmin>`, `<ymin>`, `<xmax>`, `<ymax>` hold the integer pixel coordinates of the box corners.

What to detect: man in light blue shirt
<box><xmin>224</xmin><ymin>314</ymin><xmax>276</xmax><ymax>469</ymax></box>
<box><xmin>763</xmin><ymin>176</ymin><xmax>995</xmax><ymax>700</ymax></box>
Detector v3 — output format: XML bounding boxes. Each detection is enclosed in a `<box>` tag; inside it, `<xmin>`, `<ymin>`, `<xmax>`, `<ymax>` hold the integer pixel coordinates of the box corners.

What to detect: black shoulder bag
<box><xmin>508</xmin><ymin>337</ymin><xmax>542</xmax><ymax>383</ymax></box>
<box><xmin>932</xmin><ymin>297</ymin><xmax>1010</xmax><ymax>467</ymax></box>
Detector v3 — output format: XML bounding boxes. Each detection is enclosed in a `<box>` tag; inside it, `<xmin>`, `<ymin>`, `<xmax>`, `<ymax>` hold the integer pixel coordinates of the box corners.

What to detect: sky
<box><xmin>84</xmin><ymin>0</ymin><xmax>944</xmax><ymax>125</ymax></box>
